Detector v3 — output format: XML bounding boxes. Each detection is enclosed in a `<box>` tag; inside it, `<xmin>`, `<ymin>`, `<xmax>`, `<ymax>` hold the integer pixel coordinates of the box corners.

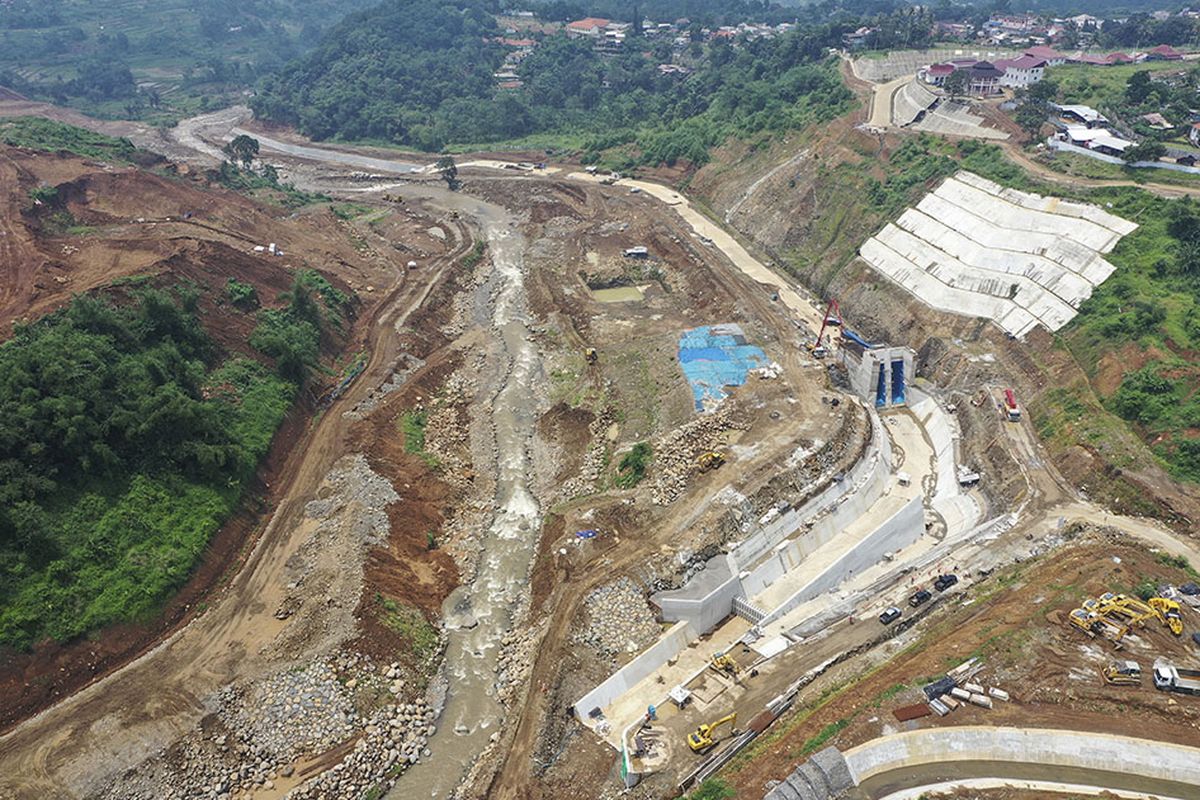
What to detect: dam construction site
<box><xmin>2</xmin><ymin>30</ymin><xmax>1200</xmax><ymax>800</ymax></box>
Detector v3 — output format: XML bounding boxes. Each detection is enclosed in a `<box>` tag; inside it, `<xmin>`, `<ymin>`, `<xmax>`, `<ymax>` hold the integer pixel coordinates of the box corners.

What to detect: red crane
<box><xmin>810</xmin><ymin>299</ymin><xmax>841</xmax><ymax>358</ymax></box>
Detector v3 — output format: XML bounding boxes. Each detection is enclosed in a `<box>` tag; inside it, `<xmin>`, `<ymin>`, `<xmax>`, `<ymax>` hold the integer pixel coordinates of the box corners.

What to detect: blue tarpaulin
<box><xmin>678</xmin><ymin>323</ymin><xmax>768</xmax><ymax>411</ymax></box>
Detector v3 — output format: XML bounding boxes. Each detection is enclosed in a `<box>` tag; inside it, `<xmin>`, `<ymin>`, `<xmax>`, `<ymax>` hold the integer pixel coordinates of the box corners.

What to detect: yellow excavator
<box><xmin>1067</xmin><ymin>607</ymin><xmax>1126</xmax><ymax>649</ymax></box>
<box><xmin>710</xmin><ymin>651</ymin><xmax>739</xmax><ymax>677</ymax></box>
<box><xmin>584</xmin><ymin>347</ymin><xmax>598</xmax><ymax>364</ymax></box>
<box><xmin>1095</xmin><ymin>592</ymin><xmax>1184</xmax><ymax>637</ymax></box>
<box><xmin>698</xmin><ymin>451</ymin><xmax>726</xmax><ymax>472</ymax></box>
<box><xmin>1149</xmin><ymin>597</ymin><xmax>1185</xmax><ymax>636</ymax></box>
<box><xmin>687</xmin><ymin>712</ymin><xmax>737</xmax><ymax>753</ymax></box>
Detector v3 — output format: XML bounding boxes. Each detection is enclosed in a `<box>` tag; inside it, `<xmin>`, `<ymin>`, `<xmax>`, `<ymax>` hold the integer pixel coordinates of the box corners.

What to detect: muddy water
<box><xmin>391</xmin><ymin>211</ymin><xmax>542</xmax><ymax>799</ymax></box>
<box><xmin>590</xmin><ymin>285</ymin><xmax>645</xmax><ymax>303</ymax></box>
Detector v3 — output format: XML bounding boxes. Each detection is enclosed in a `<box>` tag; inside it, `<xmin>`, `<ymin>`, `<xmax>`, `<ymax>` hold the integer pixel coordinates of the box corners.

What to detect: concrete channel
<box><xmin>847</xmin><ymin>727</ymin><xmax>1200</xmax><ymax>800</ymax></box>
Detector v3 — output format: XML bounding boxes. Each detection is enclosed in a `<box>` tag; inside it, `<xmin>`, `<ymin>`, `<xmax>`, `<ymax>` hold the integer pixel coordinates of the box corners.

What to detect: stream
<box><xmin>390</xmin><ymin>207</ymin><xmax>543</xmax><ymax>799</ymax></box>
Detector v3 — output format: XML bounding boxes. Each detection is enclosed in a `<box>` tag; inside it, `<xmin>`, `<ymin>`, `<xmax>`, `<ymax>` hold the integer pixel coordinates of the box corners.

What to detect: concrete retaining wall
<box><xmin>1048</xmin><ymin>138</ymin><xmax>1200</xmax><ymax>175</ymax></box>
<box><xmin>654</xmin><ymin>555</ymin><xmax>741</xmax><ymax>632</ymax></box>
<box><xmin>572</xmin><ymin>620</ymin><xmax>698</xmax><ymax>719</ymax></box>
<box><xmin>759</xmin><ymin>494</ymin><xmax>924</xmax><ymax>627</ymax></box>
<box><xmin>844</xmin><ymin>726</ymin><xmax>1200</xmax><ymax>787</ymax></box>
<box><xmin>733</xmin><ymin>407</ymin><xmax>891</xmax><ymax>570</ymax></box>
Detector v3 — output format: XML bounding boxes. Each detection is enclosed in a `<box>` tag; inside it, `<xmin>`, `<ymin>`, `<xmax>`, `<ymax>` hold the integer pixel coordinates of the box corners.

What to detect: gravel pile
<box><xmin>573</xmin><ymin>578</ymin><xmax>661</xmax><ymax>657</ymax></box>
<box><xmin>93</xmin><ymin>653</ymin><xmax>437</xmax><ymax>800</ymax></box>
<box><xmin>650</xmin><ymin>404</ymin><xmax>748</xmax><ymax>506</ymax></box>
<box><xmin>557</xmin><ymin>406</ymin><xmax>614</xmax><ymax>502</ymax></box>
<box><xmin>344</xmin><ymin>353</ymin><xmax>427</xmax><ymax>420</ymax></box>
<box><xmin>222</xmin><ymin>661</ymin><xmax>357</xmax><ymax>759</ymax></box>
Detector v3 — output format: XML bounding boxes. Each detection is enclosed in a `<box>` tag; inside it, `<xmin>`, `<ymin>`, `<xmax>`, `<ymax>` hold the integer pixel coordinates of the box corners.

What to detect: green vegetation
<box><xmin>461</xmin><ymin>240</ymin><xmax>487</xmax><ymax>270</ymax></box>
<box><xmin>796</xmin><ymin>718</ymin><xmax>849</xmax><ymax>758</ymax></box>
<box><xmin>0</xmin><ymin>289</ymin><xmax>296</xmax><ymax>650</ymax></box>
<box><xmin>0</xmin><ymin>117</ymin><xmax>138</xmax><ymax>162</ymax></box>
<box><xmin>400</xmin><ymin>411</ymin><xmax>439</xmax><ymax>469</ymax></box>
<box><xmin>251</xmin><ymin>0</ymin><xmax>861</xmax><ymax>165</ymax></box>
<box><xmin>686</xmin><ymin>779</ymin><xmax>736</xmax><ymax>800</ymax></box>
<box><xmin>615</xmin><ymin>442</ymin><xmax>652</xmax><ymax>488</ymax></box>
<box><xmin>214</xmin><ymin>162</ymin><xmax>328</xmax><ymax>209</ymax></box>
<box><xmin>1156</xmin><ymin>553</ymin><xmax>1199</xmax><ymax>579</ymax></box>
<box><xmin>225</xmin><ymin>278</ymin><xmax>259</xmax><ymax>311</ymax></box>
<box><xmin>377</xmin><ymin>594</ymin><xmax>439</xmax><ymax>662</ymax></box>
<box><xmin>0</xmin><ymin>0</ymin><xmax>378</xmax><ymax>123</ymax></box>
<box><xmin>330</xmin><ymin>202</ymin><xmax>371</xmax><ymax>221</ymax></box>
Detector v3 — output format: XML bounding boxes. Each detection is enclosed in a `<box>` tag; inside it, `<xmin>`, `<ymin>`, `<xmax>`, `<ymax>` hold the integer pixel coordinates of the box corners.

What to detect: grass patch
<box><xmin>686</xmin><ymin>779</ymin><xmax>736</xmax><ymax>800</ymax></box>
<box><xmin>615</xmin><ymin>442</ymin><xmax>651</xmax><ymax>489</ymax></box>
<box><xmin>330</xmin><ymin>202</ymin><xmax>371</xmax><ymax>220</ymax></box>
<box><xmin>400</xmin><ymin>411</ymin><xmax>440</xmax><ymax>468</ymax></box>
<box><xmin>0</xmin><ymin>117</ymin><xmax>138</xmax><ymax>162</ymax></box>
<box><xmin>795</xmin><ymin>719</ymin><xmax>849</xmax><ymax>758</ymax></box>
<box><xmin>377</xmin><ymin>594</ymin><xmax>439</xmax><ymax>662</ymax></box>
<box><xmin>461</xmin><ymin>239</ymin><xmax>486</xmax><ymax>270</ymax></box>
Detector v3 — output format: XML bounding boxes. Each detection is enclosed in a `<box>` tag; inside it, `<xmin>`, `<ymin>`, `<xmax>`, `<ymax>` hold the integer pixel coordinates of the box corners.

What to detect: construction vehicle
<box><xmin>1152</xmin><ymin>661</ymin><xmax>1200</xmax><ymax>696</ymax></box>
<box><xmin>1003</xmin><ymin>389</ymin><xmax>1021</xmax><ymax>422</ymax></box>
<box><xmin>1149</xmin><ymin>597</ymin><xmax>1185</xmax><ymax>636</ymax></box>
<box><xmin>697</xmin><ymin>451</ymin><xmax>725</xmax><ymax>472</ymax></box>
<box><xmin>686</xmin><ymin>712</ymin><xmax>737</xmax><ymax>753</ymax></box>
<box><xmin>584</xmin><ymin>347</ymin><xmax>598</xmax><ymax>364</ymax></box>
<box><xmin>1102</xmin><ymin>660</ymin><xmax>1142</xmax><ymax>685</ymax></box>
<box><xmin>808</xmin><ymin>299</ymin><xmax>841</xmax><ymax>358</ymax></box>
<box><xmin>1096</xmin><ymin>592</ymin><xmax>1183</xmax><ymax>637</ymax></box>
<box><xmin>1067</xmin><ymin>607</ymin><xmax>1126</xmax><ymax>648</ymax></box>
<box><xmin>710</xmin><ymin>651</ymin><xmax>739</xmax><ymax>677</ymax></box>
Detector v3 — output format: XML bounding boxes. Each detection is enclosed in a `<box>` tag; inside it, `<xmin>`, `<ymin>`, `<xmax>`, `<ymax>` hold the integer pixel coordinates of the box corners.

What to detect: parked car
<box><xmin>909</xmin><ymin>589</ymin><xmax>931</xmax><ymax>608</ymax></box>
<box><xmin>879</xmin><ymin>606</ymin><xmax>902</xmax><ymax>625</ymax></box>
<box><xmin>934</xmin><ymin>574</ymin><xmax>959</xmax><ymax>592</ymax></box>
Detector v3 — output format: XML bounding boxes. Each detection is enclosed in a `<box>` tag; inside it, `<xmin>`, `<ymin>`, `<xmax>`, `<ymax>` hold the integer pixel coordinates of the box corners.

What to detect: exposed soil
<box><xmin>728</xmin><ymin>535</ymin><xmax>1200</xmax><ymax>798</ymax></box>
<box><xmin>0</xmin><ymin>144</ymin><xmax>458</xmax><ymax>743</ymax></box>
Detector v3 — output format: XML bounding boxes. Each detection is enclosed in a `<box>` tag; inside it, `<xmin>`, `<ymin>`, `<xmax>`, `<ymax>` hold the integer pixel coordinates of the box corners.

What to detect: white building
<box><xmin>994</xmin><ymin>55</ymin><xmax>1046</xmax><ymax>88</ymax></box>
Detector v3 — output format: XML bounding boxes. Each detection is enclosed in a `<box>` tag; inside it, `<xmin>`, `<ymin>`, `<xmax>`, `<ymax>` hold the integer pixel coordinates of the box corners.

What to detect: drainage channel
<box><xmin>390</xmin><ymin>207</ymin><xmax>541</xmax><ymax>799</ymax></box>
<box><xmin>858</xmin><ymin>760</ymin><xmax>1200</xmax><ymax>800</ymax></box>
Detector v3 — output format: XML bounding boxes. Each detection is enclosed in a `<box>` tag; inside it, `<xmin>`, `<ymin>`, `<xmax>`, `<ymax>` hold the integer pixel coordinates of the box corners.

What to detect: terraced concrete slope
<box><xmin>858</xmin><ymin>172</ymin><xmax>1137</xmax><ymax>338</ymax></box>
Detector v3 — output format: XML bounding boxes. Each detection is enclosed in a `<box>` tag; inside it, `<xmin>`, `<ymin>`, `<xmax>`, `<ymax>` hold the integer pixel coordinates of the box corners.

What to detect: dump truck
<box><xmin>1152</xmin><ymin>661</ymin><xmax>1200</xmax><ymax>696</ymax></box>
<box><xmin>1003</xmin><ymin>389</ymin><xmax>1021</xmax><ymax>422</ymax></box>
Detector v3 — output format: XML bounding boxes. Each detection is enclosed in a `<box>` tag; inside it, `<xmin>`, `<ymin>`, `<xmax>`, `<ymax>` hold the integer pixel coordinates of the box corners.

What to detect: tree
<box><xmin>1015</xmin><ymin>102</ymin><xmax>1047</xmax><ymax>138</ymax></box>
<box><xmin>224</xmin><ymin>134</ymin><xmax>259</xmax><ymax>169</ymax></box>
<box><xmin>1126</xmin><ymin>70</ymin><xmax>1153</xmax><ymax>104</ymax></box>
<box><xmin>942</xmin><ymin>69</ymin><xmax>968</xmax><ymax>98</ymax></box>
<box><xmin>436</xmin><ymin>154</ymin><xmax>459</xmax><ymax>190</ymax></box>
<box><xmin>1122</xmin><ymin>140</ymin><xmax>1166</xmax><ymax>164</ymax></box>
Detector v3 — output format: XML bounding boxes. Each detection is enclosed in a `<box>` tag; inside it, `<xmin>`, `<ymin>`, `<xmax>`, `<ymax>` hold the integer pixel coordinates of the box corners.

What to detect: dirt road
<box><xmin>0</xmin><ymin>203</ymin><xmax>474</xmax><ymax>799</ymax></box>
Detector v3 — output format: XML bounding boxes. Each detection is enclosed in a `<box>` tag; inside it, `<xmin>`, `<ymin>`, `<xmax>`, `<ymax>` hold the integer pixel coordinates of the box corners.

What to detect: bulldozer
<box><xmin>698</xmin><ymin>451</ymin><xmax>725</xmax><ymax>472</ymax></box>
<box><xmin>687</xmin><ymin>711</ymin><xmax>737</xmax><ymax>753</ymax></box>
<box><xmin>1102</xmin><ymin>659</ymin><xmax>1142</xmax><ymax>685</ymax></box>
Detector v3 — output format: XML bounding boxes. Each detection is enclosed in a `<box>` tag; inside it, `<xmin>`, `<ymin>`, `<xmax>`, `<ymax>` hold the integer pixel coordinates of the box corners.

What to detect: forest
<box><xmin>0</xmin><ymin>278</ymin><xmax>336</xmax><ymax>651</ymax></box>
<box><xmin>251</xmin><ymin>0</ymin><xmax>868</xmax><ymax>163</ymax></box>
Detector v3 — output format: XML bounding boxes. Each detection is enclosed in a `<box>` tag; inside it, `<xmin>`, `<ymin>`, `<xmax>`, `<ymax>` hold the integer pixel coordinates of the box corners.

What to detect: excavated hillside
<box><xmin>687</xmin><ymin>80</ymin><xmax>1200</xmax><ymax>530</ymax></box>
<box><xmin>0</xmin><ymin>143</ymin><xmax>462</xmax><ymax>733</ymax></box>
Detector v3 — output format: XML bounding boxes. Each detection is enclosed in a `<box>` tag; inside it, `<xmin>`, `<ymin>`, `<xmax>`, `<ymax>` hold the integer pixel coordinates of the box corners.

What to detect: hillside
<box><xmin>251</xmin><ymin>0</ymin><xmax>860</xmax><ymax>161</ymax></box>
<box><xmin>0</xmin><ymin>122</ymin><xmax>394</xmax><ymax>653</ymax></box>
<box><xmin>690</xmin><ymin>100</ymin><xmax>1200</xmax><ymax>521</ymax></box>
<box><xmin>0</xmin><ymin>0</ymin><xmax>376</xmax><ymax>123</ymax></box>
